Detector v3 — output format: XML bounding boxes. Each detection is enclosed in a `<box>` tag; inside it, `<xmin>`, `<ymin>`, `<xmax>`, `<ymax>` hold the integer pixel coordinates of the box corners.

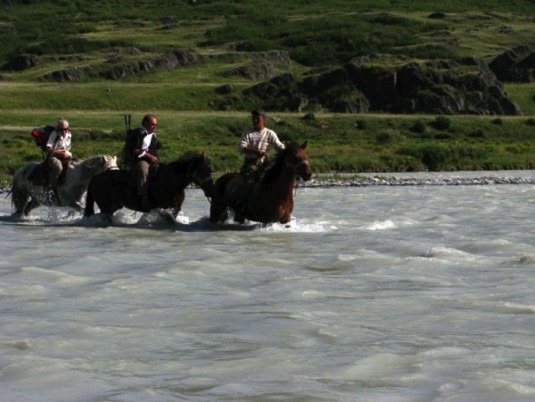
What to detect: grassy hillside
<box><xmin>1</xmin><ymin>0</ymin><xmax>535</xmax><ymax>184</ymax></box>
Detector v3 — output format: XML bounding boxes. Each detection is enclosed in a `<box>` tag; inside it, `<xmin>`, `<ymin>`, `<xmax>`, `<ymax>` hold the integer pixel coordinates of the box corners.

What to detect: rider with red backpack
<box><xmin>44</xmin><ymin>118</ymin><xmax>73</xmax><ymax>198</ymax></box>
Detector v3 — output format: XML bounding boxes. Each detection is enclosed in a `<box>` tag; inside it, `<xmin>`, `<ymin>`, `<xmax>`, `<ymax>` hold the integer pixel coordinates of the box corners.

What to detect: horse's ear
<box><xmin>300</xmin><ymin>140</ymin><xmax>308</xmax><ymax>150</ymax></box>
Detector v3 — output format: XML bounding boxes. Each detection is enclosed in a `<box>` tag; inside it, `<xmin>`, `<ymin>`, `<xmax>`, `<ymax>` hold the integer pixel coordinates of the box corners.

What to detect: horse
<box><xmin>10</xmin><ymin>155</ymin><xmax>118</xmax><ymax>217</ymax></box>
<box><xmin>209</xmin><ymin>141</ymin><xmax>311</xmax><ymax>224</ymax></box>
<box><xmin>84</xmin><ymin>152</ymin><xmax>215</xmax><ymax>221</ymax></box>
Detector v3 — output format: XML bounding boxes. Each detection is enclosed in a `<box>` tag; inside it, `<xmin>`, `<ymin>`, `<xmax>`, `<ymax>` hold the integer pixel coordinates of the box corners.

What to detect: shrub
<box><xmin>410</xmin><ymin>120</ymin><xmax>426</xmax><ymax>134</ymax></box>
<box><xmin>431</xmin><ymin>116</ymin><xmax>452</xmax><ymax>130</ymax></box>
<box><xmin>376</xmin><ymin>130</ymin><xmax>399</xmax><ymax>145</ymax></box>
<box><xmin>469</xmin><ymin>129</ymin><xmax>485</xmax><ymax>138</ymax></box>
<box><xmin>355</xmin><ymin>119</ymin><xmax>367</xmax><ymax>130</ymax></box>
<box><xmin>435</xmin><ymin>133</ymin><xmax>453</xmax><ymax>140</ymax></box>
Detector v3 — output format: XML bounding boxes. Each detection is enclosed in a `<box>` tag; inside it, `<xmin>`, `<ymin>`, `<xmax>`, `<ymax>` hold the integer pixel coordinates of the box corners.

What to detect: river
<box><xmin>1</xmin><ymin>171</ymin><xmax>535</xmax><ymax>401</ymax></box>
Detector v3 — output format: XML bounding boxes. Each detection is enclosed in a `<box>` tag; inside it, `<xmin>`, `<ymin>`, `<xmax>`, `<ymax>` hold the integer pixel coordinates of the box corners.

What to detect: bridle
<box><xmin>191</xmin><ymin>165</ymin><xmax>214</xmax><ymax>202</ymax></box>
<box><xmin>285</xmin><ymin>157</ymin><xmax>310</xmax><ymax>174</ymax></box>
<box><xmin>284</xmin><ymin>154</ymin><xmax>311</xmax><ymax>196</ymax></box>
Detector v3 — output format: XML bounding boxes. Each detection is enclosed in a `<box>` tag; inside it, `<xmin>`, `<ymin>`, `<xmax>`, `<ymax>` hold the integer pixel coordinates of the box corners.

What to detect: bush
<box><xmin>431</xmin><ymin>116</ymin><xmax>452</xmax><ymax>130</ymax></box>
<box><xmin>435</xmin><ymin>133</ymin><xmax>453</xmax><ymax>140</ymax></box>
<box><xmin>376</xmin><ymin>130</ymin><xmax>399</xmax><ymax>145</ymax></box>
<box><xmin>410</xmin><ymin>120</ymin><xmax>426</xmax><ymax>134</ymax></box>
<box><xmin>355</xmin><ymin>119</ymin><xmax>367</xmax><ymax>130</ymax></box>
<box><xmin>469</xmin><ymin>129</ymin><xmax>485</xmax><ymax>138</ymax></box>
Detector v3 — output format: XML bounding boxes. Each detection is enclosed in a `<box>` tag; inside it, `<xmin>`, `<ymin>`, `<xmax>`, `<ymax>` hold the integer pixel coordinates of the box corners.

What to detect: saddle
<box><xmin>28</xmin><ymin>161</ymin><xmax>70</xmax><ymax>187</ymax></box>
<box><xmin>28</xmin><ymin>163</ymin><xmax>49</xmax><ymax>186</ymax></box>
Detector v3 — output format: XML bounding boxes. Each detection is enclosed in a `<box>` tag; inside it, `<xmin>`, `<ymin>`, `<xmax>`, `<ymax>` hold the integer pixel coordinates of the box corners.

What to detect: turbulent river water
<box><xmin>1</xmin><ymin>171</ymin><xmax>535</xmax><ymax>402</ymax></box>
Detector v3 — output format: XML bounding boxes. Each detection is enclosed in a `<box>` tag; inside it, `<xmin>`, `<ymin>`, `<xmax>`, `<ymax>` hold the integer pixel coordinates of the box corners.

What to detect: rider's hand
<box><xmin>145</xmin><ymin>153</ymin><xmax>159</xmax><ymax>164</ymax></box>
<box><xmin>55</xmin><ymin>150</ymin><xmax>71</xmax><ymax>160</ymax></box>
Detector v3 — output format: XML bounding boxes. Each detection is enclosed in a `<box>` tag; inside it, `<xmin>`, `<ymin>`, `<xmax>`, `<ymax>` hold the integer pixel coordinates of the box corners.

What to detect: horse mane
<box><xmin>162</xmin><ymin>152</ymin><xmax>206</xmax><ymax>173</ymax></box>
<box><xmin>261</xmin><ymin>142</ymin><xmax>300</xmax><ymax>184</ymax></box>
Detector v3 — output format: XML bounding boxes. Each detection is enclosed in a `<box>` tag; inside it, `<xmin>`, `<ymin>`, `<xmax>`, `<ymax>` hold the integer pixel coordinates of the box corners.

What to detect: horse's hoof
<box><xmin>233</xmin><ymin>213</ymin><xmax>246</xmax><ymax>224</ymax></box>
<box><xmin>159</xmin><ymin>209</ymin><xmax>176</xmax><ymax>222</ymax></box>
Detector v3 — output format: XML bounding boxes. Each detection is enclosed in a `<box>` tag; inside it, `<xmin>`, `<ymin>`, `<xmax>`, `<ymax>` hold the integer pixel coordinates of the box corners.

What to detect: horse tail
<box><xmin>10</xmin><ymin>172</ymin><xmax>29</xmax><ymax>214</ymax></box>
<box><xmin>84</xmin><ymin>185</ymin><xmax>95</xmax><ymax>217</ymax></box>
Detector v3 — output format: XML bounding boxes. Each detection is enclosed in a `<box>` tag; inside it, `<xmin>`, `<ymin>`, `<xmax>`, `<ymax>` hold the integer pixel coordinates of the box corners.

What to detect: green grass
<box><xmin>3</xmin><ymin>112</ymin><xmax>535</xmax><ymax>185</ymax></box>
<box><xmin>1</xmin><ymin>0</ymin><xmax>535</xmax><ymax>186</ymax></box>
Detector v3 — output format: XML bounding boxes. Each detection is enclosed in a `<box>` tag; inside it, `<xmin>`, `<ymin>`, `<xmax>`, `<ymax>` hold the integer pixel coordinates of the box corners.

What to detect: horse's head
<box><xmin>74</xmin><ymin>155</ymin><xmax>118</xmax><ymax>185</ymax></box>
<box><xmin>285</xmin><ymin>141</ymin><xmax>312</xmax><ymax>181</ymax></box>
<box><xmin>188</xmin><ymin>153</ymin><xmax>216</xmax><ymax>198</ymax></box>
<box><xmin>79</xmin><ymin>155</ymin><xmax>118</xmax><ymax>173</ymax></box>
<box><xmin>102</xmin><ymin>155</ymin><xmax>118</xmax><ymax>171</ymax></box>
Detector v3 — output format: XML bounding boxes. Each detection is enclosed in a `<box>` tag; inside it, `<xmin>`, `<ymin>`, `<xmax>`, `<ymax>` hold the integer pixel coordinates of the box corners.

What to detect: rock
<box><xmin>489</xmin><ymin>45</ymin><xmax>535</xmax><ymax>83</ymax></box>
<box><xmin>241</xmin><ymin>54</ymin><xmax>522</xmax><ymax>115</ymax></box>
<box><xmin>39</xmin><ymin>47</ymin><xmax>202</xmax><ymax>81</ymax></box>
<box><xmin>215</xmin><ymin>84</ymin><xmax>234</xmax><ymax>95</ymax></box>
<box><xmin>428</xmin><ymin>12</ymin><xmax>446</xmax><ymax>19</ymax></box>
<box><xmin>1</xmin><ymin>54</ymin><xmax>39</xmax><ymax>71</ymax></box>
<box><xmin>41</xmin><ymin>66</ymin><xmax>92</xmax><ymax>82</ymax></box>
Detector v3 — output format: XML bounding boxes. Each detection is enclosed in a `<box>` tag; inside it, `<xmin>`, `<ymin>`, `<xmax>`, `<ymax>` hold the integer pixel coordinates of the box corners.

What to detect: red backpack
<box><xmin>31</xmin><ymin>125</ymin><xmax>56</xmax><ymax>152</ymax></box>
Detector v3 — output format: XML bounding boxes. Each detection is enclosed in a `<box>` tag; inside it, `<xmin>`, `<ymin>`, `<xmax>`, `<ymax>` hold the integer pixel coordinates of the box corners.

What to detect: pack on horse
<box><xmin>11</xmin><ymin>155</ymin><xmax>118</xmax><ymax>217</ymax></box>
<box><xmin>209</xmin><ymin>141</ymin><xmax>311</xmax><ymax>224</ymax></box>
<box><xmin>84</xmin><ymin>152</ymin><xmax>215</xmax><ymax>220</ymax></box>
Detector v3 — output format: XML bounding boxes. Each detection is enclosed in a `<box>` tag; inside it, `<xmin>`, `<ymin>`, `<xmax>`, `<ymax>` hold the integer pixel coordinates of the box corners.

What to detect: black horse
<box><xmin>84</xmin><ymin>153</ymin><xmax>215</xmax><ymax>220</ymax></box>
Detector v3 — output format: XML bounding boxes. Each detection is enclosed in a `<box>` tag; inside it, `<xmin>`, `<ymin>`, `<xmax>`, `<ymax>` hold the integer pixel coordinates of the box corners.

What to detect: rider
<box><xmin>227</xmin><ymin>109</ymin><xmax>285</xmax><ymax>222</ymax></box>
<box><xmin>238</xmin><ymin>109</ymin><xmax>285</xmax><ymax>178</ymax></box>
<box><xmin>45</xmin><ymin>118</ymin><xmax>73</xmax><ymax>199</ymax></box>
<box><xmin>124</xmin><ymin>114</ymin><xmax>161</xmax><ymax>211</ymax></box>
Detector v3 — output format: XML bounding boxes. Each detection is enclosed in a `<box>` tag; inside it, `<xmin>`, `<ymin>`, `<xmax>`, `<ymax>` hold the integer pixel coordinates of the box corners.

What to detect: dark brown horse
<box><xmin>209</xmin><ymin>141</ymin><xmax>311</xmax><ymax>224</ymax></box>
<box><xmin>84</xmin><ymin>153</ymin><xmax>215</xmax><ymax>220</ymax></box>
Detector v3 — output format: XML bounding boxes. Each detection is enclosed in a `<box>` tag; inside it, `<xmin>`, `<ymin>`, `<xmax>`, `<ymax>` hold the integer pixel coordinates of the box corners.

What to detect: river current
<box><xmin>1</xmin><ymin>171</ymin><xmax>535</xmax><ymax>401</ymax></box>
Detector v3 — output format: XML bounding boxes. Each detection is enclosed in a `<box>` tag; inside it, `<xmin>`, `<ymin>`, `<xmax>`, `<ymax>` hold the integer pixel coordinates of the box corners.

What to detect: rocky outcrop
<box><xmin>40</xmin><ymin>47</ymin><xmax>203</xmax><ymax>82</ymax></box>
<box><xmin>243</xmin><ymin>73</ymin><xmax>309</xmax><ymax>112</ymax></box>
<box><xmin>489</xmin><ymin>45</ymin><xmax>535</xmax><ymax>83</ymax></box>
<box><xmin>241</xmin><ymin>55</ymin><xmax>522</xmax><ymax>115</ymax></box>
<box><xmin>1</xmin><ymin>54</ymin><xmax>39</xmax><ymax>71</ymax></box>
<box><xmin>221</xmin><ymin>50</ymin><xmax>292</xmax><ymax>80</ymax></box>
<box><xmin>41</xmin><ymin>66</ymin><xmax>93</xmax><ymax>82</ymax></box>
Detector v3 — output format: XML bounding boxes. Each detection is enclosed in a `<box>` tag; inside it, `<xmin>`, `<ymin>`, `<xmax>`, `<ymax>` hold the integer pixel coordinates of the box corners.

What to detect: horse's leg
<box><xmin>159</xmin><ymin>192</ymin><xmax>184</xmax><ymax>222</ymax></box>
<box><xmin>279</xmin><ymin>215</ymin><xmax>291</xmax><ymax>224</ymax></box>
<box><xmin>13</xmin><ymin>197</ymin><xmax>28</xmax><ymax>216</ymax></box>
<box><xmin>68</xmin><ymin>199</ymin><xmax>84</xmax><ymax>213</ymax></box>
<box><xmin>11</xmin><ymin>186</ymin><xmax>29</xmax><ymax>216</ymax></box>
<box><xmin>209</xmin><ymin>201</ymin><xmax>229</xmax><ymax>223</ymax></box>
<box><xmin>23</xmin><ymin>198</ymin><xmax>40</xmax><ymax>217</ymax></box>
<box><xmin>84</xmin><ymin>188</ymin><xmax>96</xmax><ymax>217</ymax></box>
<box><xmin>279</xmin><ymin>203</ymin><xmax>294</xmax><ymax>224</ymax></box>
<box><xmin>209</xmin><ymin>191</ymin><xmax>223</xmax><ymax>222</ymax></box>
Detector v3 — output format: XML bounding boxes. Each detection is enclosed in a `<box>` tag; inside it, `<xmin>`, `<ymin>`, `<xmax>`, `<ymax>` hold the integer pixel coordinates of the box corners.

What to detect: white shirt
<box><xmin>239</xmin><ymin>128</ymin><xmax>285</xmax><ymax>160</ymax></box>
<box><xmin>138</xmin><ymin>130</ymin><xmax>156</xmax><ymax>159</ymax></box>
<box><xmin>46</xmin><ymin>129</ymin><xmax>72</xmax><ymax>151</ymax></box>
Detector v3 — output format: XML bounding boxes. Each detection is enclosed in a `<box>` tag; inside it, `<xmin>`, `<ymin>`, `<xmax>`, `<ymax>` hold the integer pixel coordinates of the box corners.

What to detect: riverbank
<box><xmin>3</xmin><ymin>171</ymin><xmax>534</xmax><ymax>196</ymax></box>
<box><xmin>301</xmin><ymin>171</ymin><xmax>535</xmax><ymax>187</ymax></box>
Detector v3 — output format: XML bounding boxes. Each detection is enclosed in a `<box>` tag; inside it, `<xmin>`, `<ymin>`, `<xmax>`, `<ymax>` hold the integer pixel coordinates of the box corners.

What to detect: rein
<box><xmin>191</xmin><ymin>168</ymin><xmax>214</xmax><ymax>204</ymax></box>
<box><xmin>285</xmin><ymin>158</ymin><xmax>310</xmax><ymax>172</ymax></box>
<box><xmin>284</xmin><ymin>158</ymin><xmax>310</xmax><ymax>197</ymax></box>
